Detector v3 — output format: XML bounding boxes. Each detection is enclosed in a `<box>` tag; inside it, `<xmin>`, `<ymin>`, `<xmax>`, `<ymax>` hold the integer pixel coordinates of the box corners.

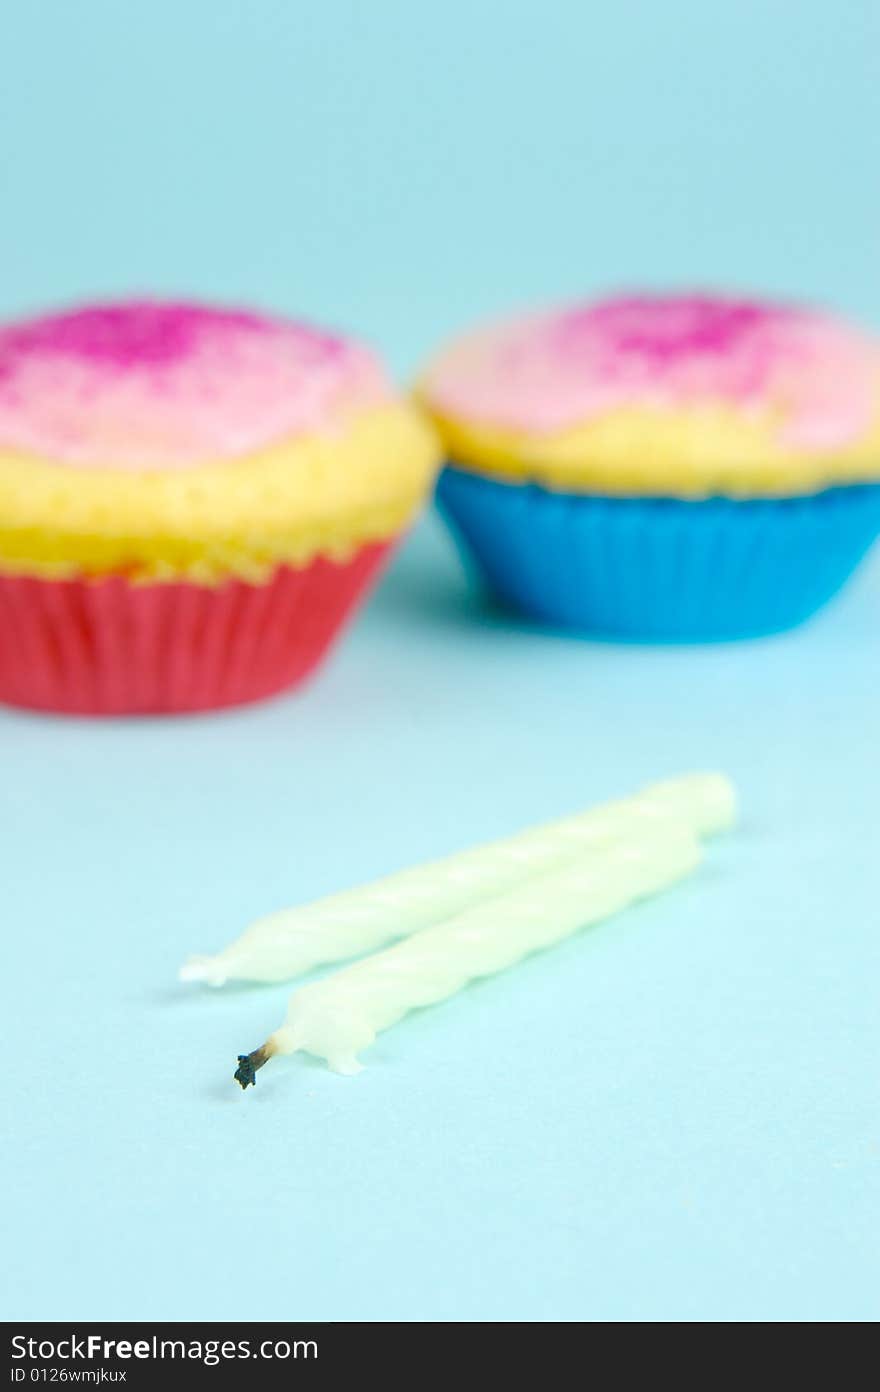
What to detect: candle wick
<box><xmin>234</xmin><ymin>1042</ymin><xmax>274</xmax><ymax>1089</ymax></box>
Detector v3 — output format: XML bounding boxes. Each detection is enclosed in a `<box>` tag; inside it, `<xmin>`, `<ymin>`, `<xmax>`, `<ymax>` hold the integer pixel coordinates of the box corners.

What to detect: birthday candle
<box><xmin>234</xmin><ymin>824</ymin><xmax>701</xmax><ymax>1083</ymax></box>
<box><xmin>182</xmin><ymin>773</ymin><xmax>734</xmax><ymax>987</ymax></box>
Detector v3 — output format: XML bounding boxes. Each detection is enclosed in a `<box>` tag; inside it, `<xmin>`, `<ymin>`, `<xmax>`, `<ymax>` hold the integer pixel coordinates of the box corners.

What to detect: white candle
<box><xmin>185</xmin><ymin>773</ymin><xmax>734</xmax><ymax>987</ymax></box>
<box><xmin>234</xmin><ymin>824</ymin><xmax>701</xmax><ymax>1083</ymax></box>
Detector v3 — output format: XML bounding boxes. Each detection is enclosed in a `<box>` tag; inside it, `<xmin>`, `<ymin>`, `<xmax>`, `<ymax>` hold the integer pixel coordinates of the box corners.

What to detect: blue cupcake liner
<box><xmin>436</xmin><ymin>465</ymin><xmax>880</xmax><ymax>641</ymax></box>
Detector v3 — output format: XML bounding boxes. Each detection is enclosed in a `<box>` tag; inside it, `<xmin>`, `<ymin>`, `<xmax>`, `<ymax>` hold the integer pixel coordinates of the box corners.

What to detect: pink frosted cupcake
<box><xmin>419</xmin><ymin>293</ymin><xmax>880</xmax><ymax>639</ymax></box>
<box><xmin>0</xmin><ymin>301</ymin><xmax>438</xmax><ymax>713</ymax></box>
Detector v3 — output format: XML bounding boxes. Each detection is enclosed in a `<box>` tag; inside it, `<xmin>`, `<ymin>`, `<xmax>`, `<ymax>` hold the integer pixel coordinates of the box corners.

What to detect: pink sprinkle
<box><xmin>423</xmin><ymin>292</ymin><xmax>880</xmax><ymax>450</ymax></box>
<box><xmin>0</xmin><ymin>300</ymin><xmax>390</xmax><ymax>468</ymax></box>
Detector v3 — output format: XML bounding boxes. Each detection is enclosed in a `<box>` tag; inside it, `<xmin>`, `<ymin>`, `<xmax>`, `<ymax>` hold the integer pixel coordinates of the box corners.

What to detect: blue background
<box><xmin>1</xmin><ymin>0</ymin><xmax>878</xmax><ymax>1323</ymax></box>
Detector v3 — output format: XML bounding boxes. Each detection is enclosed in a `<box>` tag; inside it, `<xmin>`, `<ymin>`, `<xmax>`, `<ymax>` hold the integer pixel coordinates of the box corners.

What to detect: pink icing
<box><xmin>423</xmin><ymin>294</ymin><xmax>880</xmax><ymax>450</ymax></box>
<box><xmin>0</xmin><ymin>301</ymin><xmax>391</xmax><ymax>468</ymax></box>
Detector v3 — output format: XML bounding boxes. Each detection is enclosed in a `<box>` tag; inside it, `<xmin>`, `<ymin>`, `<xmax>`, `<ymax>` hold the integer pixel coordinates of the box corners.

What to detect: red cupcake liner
<box><xmin>0</xmin><ymin>540</ymin><xmax>393</xmax><ymax>716</ymax></box>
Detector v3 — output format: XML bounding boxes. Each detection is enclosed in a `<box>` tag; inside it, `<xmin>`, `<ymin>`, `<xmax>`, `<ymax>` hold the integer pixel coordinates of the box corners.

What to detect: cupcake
<box><xmin>0</xmin><ymin>301</ymin><xmax>438</xmax><ymax>713</ymax></box>
<box><xmin>419</xmin><ymin>294</ymin><xmax>880</xmax><ymax>640</ymax></box>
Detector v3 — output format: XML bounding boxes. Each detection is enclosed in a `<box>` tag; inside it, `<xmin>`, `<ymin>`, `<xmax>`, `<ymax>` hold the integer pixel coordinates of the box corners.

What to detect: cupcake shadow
<box><xmin>370</xmin><ymin>513</ymin><xmax>521</xmax><ymax>638</ymax></box>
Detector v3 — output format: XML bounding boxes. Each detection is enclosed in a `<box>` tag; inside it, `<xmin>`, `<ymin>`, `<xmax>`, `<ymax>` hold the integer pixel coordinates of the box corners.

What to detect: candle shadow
<box><xmin>201</xmin><ymin>1078</ymin><xmax>248</xmax><ymax>1104</ymax></box>
<box><xmin>145</xmin><ymin>981</ymin><xmax>278</xmax><ymax>1009</ymax></box>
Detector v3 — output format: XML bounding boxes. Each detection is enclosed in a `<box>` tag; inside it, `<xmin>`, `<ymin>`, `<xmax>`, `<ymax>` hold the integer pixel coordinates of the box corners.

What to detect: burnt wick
<box><xmin>234</xmin><ymin>1042</ymin><xmax>274</xmax><ymax>1089</ymax></box>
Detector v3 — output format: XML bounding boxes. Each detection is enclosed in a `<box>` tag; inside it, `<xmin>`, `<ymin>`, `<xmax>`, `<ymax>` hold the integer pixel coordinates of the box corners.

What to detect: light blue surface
<box><xmin>1</xmin><ymin>1</ymin><xmax>878</xmax><ymax>1324</ymax></box>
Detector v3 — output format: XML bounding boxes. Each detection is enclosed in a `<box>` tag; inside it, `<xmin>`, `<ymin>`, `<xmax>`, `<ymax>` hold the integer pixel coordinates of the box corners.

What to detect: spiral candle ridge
<box><xmin>181</xmin><ymin>772</ymin><xmax>734</xmax><ymax>987</ymax></box>
<box><xmin>271</xmin><ymin>827</ymin><xmax>701</xmax><ymax>1074</ymax></box>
